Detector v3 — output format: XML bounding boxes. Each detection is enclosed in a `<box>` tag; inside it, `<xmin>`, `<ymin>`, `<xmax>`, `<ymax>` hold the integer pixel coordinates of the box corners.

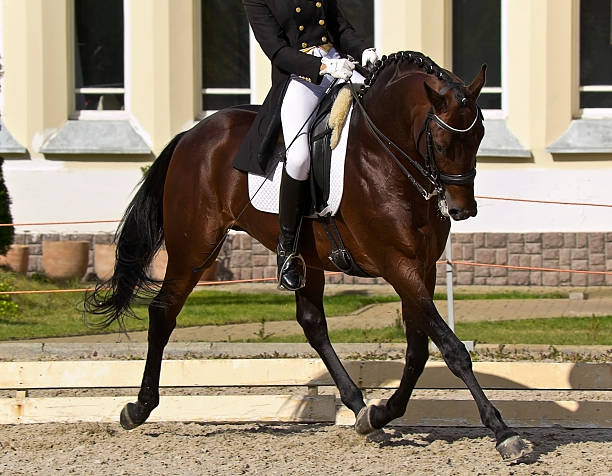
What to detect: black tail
<box><xmin>84</xmin><ymin>132</ymin><xmax>186</xmax><ymax>328</ymax></box>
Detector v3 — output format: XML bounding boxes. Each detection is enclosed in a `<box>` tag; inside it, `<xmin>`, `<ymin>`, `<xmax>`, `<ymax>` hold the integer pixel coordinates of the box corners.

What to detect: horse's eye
<box><xmin>435</xmin><ymin>143</ymin><xmax>446</xmax><ymax>154</ymax></box>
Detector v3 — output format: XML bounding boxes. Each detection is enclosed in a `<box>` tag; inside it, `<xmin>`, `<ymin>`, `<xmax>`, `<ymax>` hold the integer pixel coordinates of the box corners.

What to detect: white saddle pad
<box><xmin>248</xmin><ymin>106</ymin><xmax>354</xmax><ymax>217</ymax></box>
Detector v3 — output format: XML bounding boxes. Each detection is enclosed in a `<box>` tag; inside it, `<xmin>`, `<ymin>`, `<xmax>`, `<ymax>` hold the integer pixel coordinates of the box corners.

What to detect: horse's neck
<box><xmin>361</xmin><ymin>75</ymin><xmax>428</xmax><ymax>158</ymax></box>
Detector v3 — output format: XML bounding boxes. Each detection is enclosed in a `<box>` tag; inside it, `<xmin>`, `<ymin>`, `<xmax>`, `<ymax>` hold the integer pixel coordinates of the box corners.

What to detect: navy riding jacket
<box><xmin>233</xmin><ymin>0</ymin><xmax>370</xmax><ymax>176</ymax></box>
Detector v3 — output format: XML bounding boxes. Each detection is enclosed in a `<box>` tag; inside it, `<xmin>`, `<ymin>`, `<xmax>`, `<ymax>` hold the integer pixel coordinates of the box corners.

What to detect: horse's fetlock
<box><xmin>341</xmin><ymin>388</ymin><xmax>364</xmax><ymax>409</ymax></box>
<box><xmin>482</xmin><ymin>406</ymin><xmax>504</xmax><ymax>428</ymax></box>
<box><xmin>141</xmin><ymin>398</ymin><xmax>159</xmax><ymax>410</ymax></box>
<box><xmin>138</xmin><ymin>387</ymin><xmax>159</xmax><ymax>409</ymax></box>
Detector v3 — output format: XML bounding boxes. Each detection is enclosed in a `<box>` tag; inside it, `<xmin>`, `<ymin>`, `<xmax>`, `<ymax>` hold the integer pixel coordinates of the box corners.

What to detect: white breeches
<box><xmin>281</xmin><ymin>46</ymin><xmax>365</xmax><ymax>181</ymax></box>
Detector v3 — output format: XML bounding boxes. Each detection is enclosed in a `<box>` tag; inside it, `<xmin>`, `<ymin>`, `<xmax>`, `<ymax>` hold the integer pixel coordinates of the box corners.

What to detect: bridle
<box><xmin>349</xmin><ymin>83</ymin><xmax>482</xmax><ymax>202</ymax></box>
<box><xmin>420</xmin><ymin>106</ymin><xmax>482</xmax><ymax>187</ymax></box>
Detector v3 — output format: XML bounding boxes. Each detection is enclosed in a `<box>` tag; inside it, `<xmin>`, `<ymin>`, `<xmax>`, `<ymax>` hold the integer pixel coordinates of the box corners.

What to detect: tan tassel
<box><xmin>328</xmin><ymin>86</ymin><xmax>353</xmax><ymax>149</ymax></box>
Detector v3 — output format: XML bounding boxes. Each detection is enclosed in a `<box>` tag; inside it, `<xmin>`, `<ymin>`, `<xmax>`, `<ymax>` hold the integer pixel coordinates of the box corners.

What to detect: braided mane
<box><xmin>358</xmin><ymin>51</ymin><xmax>454</xmax><ymax>99</ymax></box>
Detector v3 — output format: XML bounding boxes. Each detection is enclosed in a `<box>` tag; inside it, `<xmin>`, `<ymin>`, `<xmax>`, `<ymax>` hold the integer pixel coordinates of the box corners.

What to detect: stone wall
<box><xmin>447</xmin><ymin>232</ymin><xmax>612</xmax><ymax>287</ymax></box>
<box><xmin>11</xmin><ymin>231</ymin><xmax>612</xmax><ymax>287</ymax></box>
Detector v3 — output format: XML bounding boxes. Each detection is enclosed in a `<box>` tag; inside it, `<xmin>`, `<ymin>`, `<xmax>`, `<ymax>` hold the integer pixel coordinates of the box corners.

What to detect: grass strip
<box><xmin>0</xmin><ymin>268</ymin><xmax>576</xmax><ymax>341</ymax></box>
<box><xmin>248</xmin><ymin>316</ymin><xmax>612</xmax><ymax>346</ymax></box>
<box><xmin>0</xmin><ymin>283</ymin><xmax>398</xmax><ymax>340</ymax></box>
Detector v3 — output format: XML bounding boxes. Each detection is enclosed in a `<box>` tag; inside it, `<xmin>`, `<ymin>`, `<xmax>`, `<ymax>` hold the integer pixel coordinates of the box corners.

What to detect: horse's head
<box><xmin>423</xmin><ymin>65</ymin><xmax>486</xmax><ymax>221</ymax></box>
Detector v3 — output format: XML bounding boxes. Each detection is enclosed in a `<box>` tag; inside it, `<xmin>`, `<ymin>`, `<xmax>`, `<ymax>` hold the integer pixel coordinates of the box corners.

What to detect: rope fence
<box><xmin>474</xmin><ymin>196</ymin><xmax>612</xmax><ymax>208</ymax></box>
<box><xmin>0</xmin><ymin>193</ymin><xmax>609</xmax><ymax>295</ymax></box>
<box><xmin>0</xmin><ymin>194</ymin><xmax>609</xmax><ymax>229</ymax></box>
<box><xmin>0</xmin><ymin>220</ymin><xmax>120</xmax><ymax>227</ymax></box>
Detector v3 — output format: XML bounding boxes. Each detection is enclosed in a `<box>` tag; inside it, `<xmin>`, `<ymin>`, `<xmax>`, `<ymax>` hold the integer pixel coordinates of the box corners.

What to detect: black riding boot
<box><xmin>277</xmin><ymin>168</ymin><xmax>307</xmax><ymax>291</ymax></box>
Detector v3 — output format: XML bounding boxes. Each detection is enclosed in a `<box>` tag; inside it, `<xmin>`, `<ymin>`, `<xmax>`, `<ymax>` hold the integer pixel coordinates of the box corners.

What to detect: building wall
<box><xmin>0</xmin><ymin>0</ymin><xmax>610</xmax><ymax>238</ymax></box>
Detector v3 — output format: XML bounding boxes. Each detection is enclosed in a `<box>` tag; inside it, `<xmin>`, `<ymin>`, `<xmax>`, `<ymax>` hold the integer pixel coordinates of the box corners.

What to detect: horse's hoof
<box><xmin>354</xmin><ymin>406</ymin><xmax>376</xmax><ymax>435</ymax></box>
<box><xmin>120</xmin><ymin>402</ymin><xmax>142</xmax><ymax>430</ymax></box>
<box><xmin>496</xmin><ymin>435</ymin><xmax>532</xmax><ymax>462</ymax></box>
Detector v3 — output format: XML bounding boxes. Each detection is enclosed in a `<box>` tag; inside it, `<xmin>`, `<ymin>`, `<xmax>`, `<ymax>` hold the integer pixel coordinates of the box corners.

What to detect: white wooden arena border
<box><xmin>0</xmin><ymin>360</ymin><xmax>610</xmax><ymax>428</ymax></box>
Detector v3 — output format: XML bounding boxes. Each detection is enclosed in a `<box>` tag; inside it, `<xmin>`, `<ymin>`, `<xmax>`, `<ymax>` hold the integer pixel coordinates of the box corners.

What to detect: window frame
<box><xmin>200</xmin><ymin>27</ymin><xmax>256</xmax><ymax>119</ymax></box>
<box><xmin>69</xmin><ymin>0</ymin><xmax>129</xmax><ymax>120</ymax></box>
<box><xmin>198</xmin><ymin>1</ymin><xmax>254</xmax><ymax>119</ymax></box>
<box><xmin>577</xmin><ymin>0</ymin><xmax>612</xmax><ymax>118</ymax></box>
<box><xmin>199</xmin><ymin>0</ymin><xmax>379</xmax><ymax>118</ymax></box>
<box><xmin>451</xmin><ymin>0</ymin><xmax>508</xmax><ymax>120</ymax></box>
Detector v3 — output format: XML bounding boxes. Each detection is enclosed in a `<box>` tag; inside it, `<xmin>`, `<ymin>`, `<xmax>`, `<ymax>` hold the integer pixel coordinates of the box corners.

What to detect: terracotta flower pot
<box><xmin>0</xmin><ymin>245</ymin><xmax>30</xmax><ymax>274</ymax></box>
<box><xmin>42</xmin><ymin>240</ymin><xmax>90</xmax><ymax>280</ymax></box>
<box><xmin>94</xmin><ymin>243</ymin><xmax>116</xmax><ymax>281</ymax></box>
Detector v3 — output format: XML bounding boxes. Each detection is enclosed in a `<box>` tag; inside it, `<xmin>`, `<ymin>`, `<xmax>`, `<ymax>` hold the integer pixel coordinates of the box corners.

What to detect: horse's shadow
<box><xmin>145</xmin><ymin>422</ymin><xmax>330</xmax><ymax>439</ymax></box>
<box><xmin>299</xmin><ymin>362</ymin><xmax>610</xmax><ymax>463</ymax></box>
<box><xmin>370</xmin><ymin>425</ymin><xmax>611</xmax><ymax>465</ymax></box>
<box><xmin>144</xmin><ymin>358</ymin><xmax>609</xmax><ymax>464</ymax></box>
<box><xmin>339</xmin><ymin>361</ymin><xmax>610</xmax><ymax>464</ymax></box>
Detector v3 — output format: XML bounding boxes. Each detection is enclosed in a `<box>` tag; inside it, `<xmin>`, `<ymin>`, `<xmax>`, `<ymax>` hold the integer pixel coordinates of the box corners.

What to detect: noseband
<box><xmin>350</xmin><ymin>86</ymin><xmax>482</xmax><ymax>201</ymax></box>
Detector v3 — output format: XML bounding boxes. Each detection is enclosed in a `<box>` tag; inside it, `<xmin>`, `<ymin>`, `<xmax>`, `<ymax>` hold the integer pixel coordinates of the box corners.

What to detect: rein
<box><xmin>349</xmin><ymin>82</ymin><xmax>481</xmax><ymax>201</ymax></box>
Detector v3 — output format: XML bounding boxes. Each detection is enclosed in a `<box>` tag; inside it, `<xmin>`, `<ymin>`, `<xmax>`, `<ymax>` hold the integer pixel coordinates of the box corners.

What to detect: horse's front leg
<box><xmin>357</xmin><ymin>261</ymin><xmax>531</xmax><ymax>462</ymax></box>
<box><xmin>295</xmin><ymin>268</ymin><xmax>366</xmax><ymax>415</ymax></box>
<box><xmin>418</xmin><ymin>296</ymin><xmax>531</xmax><ymax>461</ymax></box>
<box><xmin>354</xmin><ymin>304</ymin><xmax>429</xmax><ymax>433</ymax></box>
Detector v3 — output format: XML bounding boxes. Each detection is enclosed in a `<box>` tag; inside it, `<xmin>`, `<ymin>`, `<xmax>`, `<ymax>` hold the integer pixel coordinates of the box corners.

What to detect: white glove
<box><xmin>361</xmin><ymin>48</ymin><xmax>380</xmax><ymax>68</ymax></box>
<box><xmin>320</xmin><ymin>57</ymin><xmax>355</xmax><ymax>81</ymax></box>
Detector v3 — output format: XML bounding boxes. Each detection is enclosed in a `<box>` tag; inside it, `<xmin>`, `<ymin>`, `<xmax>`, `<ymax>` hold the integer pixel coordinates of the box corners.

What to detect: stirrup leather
<box><xmin>277</xmin><ymin>251</ymin><xmax>306</xmax><ymax>291</ymax></box>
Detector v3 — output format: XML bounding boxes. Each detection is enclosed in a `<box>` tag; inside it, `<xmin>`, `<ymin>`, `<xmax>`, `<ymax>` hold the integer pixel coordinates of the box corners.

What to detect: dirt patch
<box><xmin>1</xmin><ymin>422</ymin><xmax>610</xmax><ymax>475</ymax></box>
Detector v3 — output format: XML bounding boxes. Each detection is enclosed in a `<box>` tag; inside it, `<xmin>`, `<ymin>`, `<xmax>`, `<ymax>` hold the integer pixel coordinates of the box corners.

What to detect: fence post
<box><xmin>445</xmin><ymin>233</ymin><xmax>455</xmax><ymax>332</ymax></box>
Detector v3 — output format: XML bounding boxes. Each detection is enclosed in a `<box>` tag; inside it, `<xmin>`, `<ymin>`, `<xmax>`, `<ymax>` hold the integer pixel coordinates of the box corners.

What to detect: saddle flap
<box><xmin>248</xmin><ymin>89</ymin><xmax>354</xmax><ymax>219</ymax></box>
<box><xmin>308</xmin><ymin>84</ymin><xmax>353</xmax><ymax>215</ymax></box>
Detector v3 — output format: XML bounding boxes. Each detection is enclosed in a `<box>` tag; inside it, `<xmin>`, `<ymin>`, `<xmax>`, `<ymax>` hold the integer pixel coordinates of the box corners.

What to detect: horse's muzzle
<box><xmin>448</xmin><ymin>201</ymin><xmax>478</xmax><ymax>221</ymax></box>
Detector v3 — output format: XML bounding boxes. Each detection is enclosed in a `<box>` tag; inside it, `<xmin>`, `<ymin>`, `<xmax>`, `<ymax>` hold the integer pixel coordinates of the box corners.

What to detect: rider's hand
<box><xmin>320</xmin><ymin>57</ymin><xmax>355</xmax><ymax>81</ymax></box>
<box><xmin>361</xmin><ymin>48</ymin><xmax>380</xmax><ymax>69</ymax></box>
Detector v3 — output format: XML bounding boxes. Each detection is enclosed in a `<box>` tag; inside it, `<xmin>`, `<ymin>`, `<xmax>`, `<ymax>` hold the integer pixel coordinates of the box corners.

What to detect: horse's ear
<box><xmin>468</xmin><ymin>64</ymin><xmax>487</xmax><ymax>99</ymax></box>
<box><xmin>424</xmin><ymin>81</ymin><xmax>447</xmax><ymax>112</ymax></box>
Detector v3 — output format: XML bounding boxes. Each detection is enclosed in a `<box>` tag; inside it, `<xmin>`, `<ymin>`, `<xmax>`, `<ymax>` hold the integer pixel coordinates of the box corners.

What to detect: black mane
<box><xmin>358</xmin><ymin>50</ymin><xmax>454</xmax><ymax>98</ymax></box>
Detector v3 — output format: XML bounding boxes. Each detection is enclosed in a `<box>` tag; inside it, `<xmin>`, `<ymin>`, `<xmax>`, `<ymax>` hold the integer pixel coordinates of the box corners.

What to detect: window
<box><xmin>74</xmin><ymin>0</ymin><xmax>124</xmax><ymax>113</ymax></box>
<box><xmin>580</xmin><ymin>0</ymin><xmax>612</xmax><ymax>110</ymax></box>
<box><xmin>452</xmin><ymin>0</ymin><xmax>502</xmax><ymax>111</ymax></box>
<box><xmin>339</xmin><ymin>0</ymin><xmax>375</xmax><ymax>49</ymax></box>
<box><xmin>202</xmin><ymin>0</ymin><xmax>250</xmax><ymax>112</ymax></box>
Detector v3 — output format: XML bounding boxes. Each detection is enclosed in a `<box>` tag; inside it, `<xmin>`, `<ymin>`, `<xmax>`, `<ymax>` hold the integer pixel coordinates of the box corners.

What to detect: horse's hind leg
<box><xmin>354</xmin><ymin>305</ymin><xmax>429</xmax><ymax>433</ymax></box>
<box><xmin>119</xmin><ymin>239</ymin><xmax>222</xmax><ymax>430</ymax></box>
<box><xmin>295</xmin><ymin>268</ymin><xmax>366</xmax><ymax>414</ymax></box>
<box><xmin>120</xmin><ymin>278</ymin><xmax>199</xmax><ymax>429</ymax></box>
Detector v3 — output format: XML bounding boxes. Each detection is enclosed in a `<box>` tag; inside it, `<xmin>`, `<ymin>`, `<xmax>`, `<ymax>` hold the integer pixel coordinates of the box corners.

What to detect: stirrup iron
<box><xmin>277</xmin><ymin>251</ymin><xmax>306</xmax><ymax>291</ymax></box>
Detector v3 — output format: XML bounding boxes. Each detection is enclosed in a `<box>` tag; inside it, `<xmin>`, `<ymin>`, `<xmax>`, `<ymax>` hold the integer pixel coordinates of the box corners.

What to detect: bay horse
<box><xmin>85</xmin><ymin>51</ymin><xmax>531</xmax><ymax>462</ymax></box>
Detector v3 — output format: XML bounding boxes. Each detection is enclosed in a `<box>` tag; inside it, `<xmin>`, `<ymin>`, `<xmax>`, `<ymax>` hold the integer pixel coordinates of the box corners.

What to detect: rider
<box><xmin>233</xmin><ymin>0</ymin><xmax>379</xmax><ymax>291</ymax></box>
